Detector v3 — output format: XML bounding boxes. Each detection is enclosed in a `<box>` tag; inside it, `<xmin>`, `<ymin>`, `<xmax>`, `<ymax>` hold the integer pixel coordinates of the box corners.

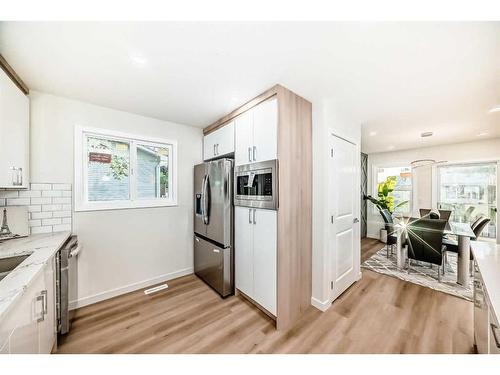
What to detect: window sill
<box><xmin>75</xmin><ymin>199</ymin><xmax>178</xmax><ymax>212</ymax></box>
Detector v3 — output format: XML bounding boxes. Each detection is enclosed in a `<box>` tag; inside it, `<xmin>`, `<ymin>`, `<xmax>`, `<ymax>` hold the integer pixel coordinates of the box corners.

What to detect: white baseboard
<box><xmin>69</xmin><ymin>267</ymin><xmax>193</xmax><ymax>310</ymax></box>
<box><xmin>311</xmin><ymin>296</ymin><xmax>331</xmax><ymax>312</ymax></box>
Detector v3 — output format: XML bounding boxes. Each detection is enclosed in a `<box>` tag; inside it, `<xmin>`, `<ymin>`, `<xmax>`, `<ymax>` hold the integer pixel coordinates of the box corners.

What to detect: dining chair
<box><xmin>420</xmin><ymin>208</ymin><xmax>452</xmax><ymax>222</ymax></box>
<box><xmin>380</xmin><ymin>209</ymin><xmax>398</xmax><ymax>258</ymax></box>
<box><xmin>406</xmin><ymin>218</ymin><xmax>448</xmax><ymax>282</ymax></box>
<box><xmin>442</xmin><ymin>216</ymin><xmax>491</xmax><ymax>275</ymax></box>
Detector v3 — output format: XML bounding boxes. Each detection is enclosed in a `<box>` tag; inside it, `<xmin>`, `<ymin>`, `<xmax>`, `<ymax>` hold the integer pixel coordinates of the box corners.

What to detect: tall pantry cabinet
<box><xmin>204</xmin><ymin>85</ymin><xmax>312</xmax><ymax>330</ymax></box>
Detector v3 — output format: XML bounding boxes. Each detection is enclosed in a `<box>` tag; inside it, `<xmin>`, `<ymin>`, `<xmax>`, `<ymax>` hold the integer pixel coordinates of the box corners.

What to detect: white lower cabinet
<box><xmin>235</xmin><ymin>206</ymin><xmax>277</xmax><ymax>316</ymax></box>
<box><xmin>0</xmin><ymin>255</ymin><xmax>56</xmax><ymax>354</ymax></box>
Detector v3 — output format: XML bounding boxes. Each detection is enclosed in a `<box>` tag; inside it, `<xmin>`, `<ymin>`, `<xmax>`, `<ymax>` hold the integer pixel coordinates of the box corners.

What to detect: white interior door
<box><xmin>235</xmin><ymin>206</ymin><xmax>254</xmax><ymax>297</ymax></box>
<box><xmin>329</xmin><ymin>134</ymin><xmax>360</xmax><ymax>300</ymax></box>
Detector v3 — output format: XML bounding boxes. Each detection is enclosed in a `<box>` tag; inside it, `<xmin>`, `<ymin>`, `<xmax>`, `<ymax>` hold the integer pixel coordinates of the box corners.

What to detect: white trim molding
<box><xmin>69</xmin><ymin>267</ymin><xmax>193</xmax><ymax>310</ymax></box>
<box><xmin>311</xmin><ymin>297</ymin><xmax>331</xmax><ymax>312</ymax></box>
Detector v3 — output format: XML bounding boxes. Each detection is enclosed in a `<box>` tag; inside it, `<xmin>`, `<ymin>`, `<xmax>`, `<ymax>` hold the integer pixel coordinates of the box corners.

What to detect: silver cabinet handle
<box><xmin>491</xmin><ymin>323</ymin><xmax>500</xmax><ymax>348</ymax></box>
<box><xmin>253</xmin><ymin>209</ymin><xmax>256</xmax><ymax>225</ymax></box>
<box><xmin>36</xmin><ymin>292</ymin><xmax>45</xmax><ymax>322</ymax></box>
<box><xmin>248</xmin><ymin>147</ymin><xmax>252</xmax><ymax>162</ymax></box>
<box><xmin>41</xmin><ymin>290</ymin><xmax>47</xmax><ymax>315</ymax></box>
<box><xmin>248</xmin><ymin>208</ymin><xmax>252</xmax><ymax>224</ymax></box>
<box><xmin>253</xmin><ymin>146</ymin><xmax>257</xmax><ymax>161</ymax></box>
<box><xmin>216</xmin><ymin>144</ymin><xmax>219</xmax><ymax>155</ymax></box>
<box><xmin>213</xmin><ymin>144</ymin><xmax>216</xmax><ymax>156</ymax></box>
<box><xmin>10</xmin><ymin>167</ymin><xmax>22</xmax><ymax>186</ymax></box>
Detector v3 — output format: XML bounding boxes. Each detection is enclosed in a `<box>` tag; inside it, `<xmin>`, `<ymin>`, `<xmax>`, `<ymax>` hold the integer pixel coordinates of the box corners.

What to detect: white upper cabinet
<box><xmin>234</xmin><ymin>97</ymin><xmax>278</xmax><ymax>166</ymax></box>
<box><xmin>0</xmin><ymin>68</ymin><xmax>29</xmax><ymax>188</ymax></box>
<box><xmin>252</xmin><ymin>97</ymin><xmax>278</xmax><ymax>163</ymax></box>
<box><xmin>203</xmin><ymin>121</ymin><xmax>234</xmax><ymax>161</ymax></box>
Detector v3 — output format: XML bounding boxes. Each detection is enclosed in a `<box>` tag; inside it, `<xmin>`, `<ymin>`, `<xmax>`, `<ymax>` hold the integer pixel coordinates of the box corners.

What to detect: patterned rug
<box><xmin>362</xmin><ymin>246</ymin><xmax>473</xmax><ymax>301</ymax></box>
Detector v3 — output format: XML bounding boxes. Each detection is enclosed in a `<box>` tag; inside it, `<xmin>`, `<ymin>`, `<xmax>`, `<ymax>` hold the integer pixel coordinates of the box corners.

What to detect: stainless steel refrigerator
<box><xmin>193</xmin><ymin>158</ymin><xmax>233</xmax><ymax>297</ymax></box>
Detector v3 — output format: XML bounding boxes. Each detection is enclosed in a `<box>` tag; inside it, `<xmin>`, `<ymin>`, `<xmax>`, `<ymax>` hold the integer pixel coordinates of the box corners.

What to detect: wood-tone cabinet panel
<box><xmin>253</xmin><ymin>209</ymin><xmax>277</xmax><ymax>315</ymax></box>
<box><xmin>0</xmin><ymin>67</ymin><xmax>29</xmax><ymax>188</ymax></box>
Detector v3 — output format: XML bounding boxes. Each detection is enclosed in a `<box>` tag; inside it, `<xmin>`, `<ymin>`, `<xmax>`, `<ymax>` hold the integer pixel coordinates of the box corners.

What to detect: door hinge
<box><xmin>330</xmin><ymin>281</ymin><xmax>334</xmax><ymax>289</ymax></box>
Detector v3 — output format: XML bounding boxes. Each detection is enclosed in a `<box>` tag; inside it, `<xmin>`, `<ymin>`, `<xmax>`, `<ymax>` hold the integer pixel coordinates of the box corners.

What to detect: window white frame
<box><xmin>372</xmin><ymin>164</ymin><xmax>413</xmax><ymax>215</ymax></box>
<box><xmin>75</xmin><ymin>126</ymin><xmax>178</xmax><ymax>211</ymax></box>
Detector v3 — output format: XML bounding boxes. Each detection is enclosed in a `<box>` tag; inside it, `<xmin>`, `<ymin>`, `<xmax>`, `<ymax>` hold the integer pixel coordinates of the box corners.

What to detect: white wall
<box><xmin>367</xmin><ymin>138</ymin><xmax>500</xmax><ymax>239</ymax></box>
<box><xmin>30</xmin><ymin>91</ymin><xmax>203</xmax><ymax>308</ymax></box>
<box><xmin>311</xmin><ymin>98</ymin><xmax>361</xmax><ymax>311</ymax></box>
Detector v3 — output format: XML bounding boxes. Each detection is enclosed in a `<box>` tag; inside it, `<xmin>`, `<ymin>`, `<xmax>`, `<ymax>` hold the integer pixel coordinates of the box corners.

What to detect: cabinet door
<box><xmin>203</xmin><ymin>131</ymin><xmax>217</xmax><ymax>161</ymax></box>
<box><xmin>235</xmin><ymin>206</ymin><xmax>254</xmax><ymax>297</ymax></box>
<box><xmin>215</xmin><ymin>121</ymin><xmax>234</xmax><ymax>157</ymax></box>
<box><xmin>252</xmin><ymin>208</ymin><xmax>277</xmax><ymax>316</ymax></box>
<box><xmin>0</xmin><ymin>69</ymin><xmax>29</xmax><ymax>188</ymax></box>
<box><xmin>5</xmin><ymin>271</ymin><xmax>45</xmax><ymax>353</ymax></box>
<box><xmin>39</xmin><ymin>255</ymin><xmax>56</xmax><ymax>354</ymax></box>
<box><xmin>252</xmin><ymin>97</ymin><xmax>277</xmax><ymax>163</ymax></box>
<box><xmin>234</xmin><ymin>110</ymin><xmax>253</xmax><ymax>166</ymax></box>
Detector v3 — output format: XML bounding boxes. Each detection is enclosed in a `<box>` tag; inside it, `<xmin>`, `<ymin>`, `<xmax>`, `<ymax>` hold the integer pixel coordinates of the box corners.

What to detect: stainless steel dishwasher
<box><xmin>56</xmin><ymin>235</ymin><xmax>81</xmax><ymax>336</ymax></box>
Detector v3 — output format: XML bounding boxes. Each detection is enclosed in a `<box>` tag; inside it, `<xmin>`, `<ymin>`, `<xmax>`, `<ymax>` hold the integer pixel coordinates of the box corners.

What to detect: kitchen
<box><xmin>0</xmin><ymin>19</ymin><xmax>500</xmax><ymax>362</ymax></box>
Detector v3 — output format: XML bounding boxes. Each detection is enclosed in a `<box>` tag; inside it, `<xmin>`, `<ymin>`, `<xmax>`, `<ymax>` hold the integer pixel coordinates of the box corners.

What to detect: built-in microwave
<box><xmin>234</xmin><ymin>159</ymin><xmax>278</xmax><ymax>210</ymax></box>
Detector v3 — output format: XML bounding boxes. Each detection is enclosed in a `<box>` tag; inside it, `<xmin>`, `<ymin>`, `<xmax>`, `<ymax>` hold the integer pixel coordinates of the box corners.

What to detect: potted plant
<box><xmin>364</xmin><ymin>176</ymin><xmax>408</xmax><ymax>242</ymax></box>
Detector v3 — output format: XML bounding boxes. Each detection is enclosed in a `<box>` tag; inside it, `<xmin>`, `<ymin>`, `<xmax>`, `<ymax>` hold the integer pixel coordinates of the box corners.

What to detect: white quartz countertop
<box><xmin>471</xmin><ymin>241</ymin><xmax>500</xmax><ymax>321</ymax></box>
<box><xmin>0</xmin><ymin>231</ymin><xmax>71</xmax><ymax>320</ymax></box>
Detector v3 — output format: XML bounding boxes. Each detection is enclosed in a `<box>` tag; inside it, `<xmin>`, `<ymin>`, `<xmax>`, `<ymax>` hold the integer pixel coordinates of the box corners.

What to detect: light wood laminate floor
<box><xmin>57</xmin><ymin>238</ymin><xmax>474</xmax><ymax>354</ymax></box>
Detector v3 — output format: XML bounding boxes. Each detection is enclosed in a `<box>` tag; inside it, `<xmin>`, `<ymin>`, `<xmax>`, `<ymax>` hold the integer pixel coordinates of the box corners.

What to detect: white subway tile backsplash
<box><xmin>29</xmin><ymin>219</ymin><xmax>41</xmax><ymax>227</ymax></box>
<box><xmin>7</xmin><ymin>198</ymin><xmax>31</xmax><ymax>206</ymax></box>
<box><xmin>42</xmin><ymin>190</ymin><xmax>62</xmax><ymax>198</ymax></box>
<box><xmin>2</xmin><ymin>182</ymin><xmax>73</xmax><ymax>235</ymax></box>
<box><xmin>31</xmin><ymin>226</ymin><xmax>53</xmax><ymax>234</ymax></box>
<box><xmin>42</xmin><ymin>204</ymin><xmax>62</xmax><ymax>212</ymax></box>
<box><xmin>30</xmin><ymin>183</ymin><xmax>52</xmax><ymax>191</ymax></box>
<box><xmin>31</xmin><ymin>197</ymin><xmax>52</xmax><ymax>205</ymax></box>
<box><xmin>0</xmin><ymin>191</ymin><xmax>20</xmax><ymax>199</ymax></box>
<box><xmin>31</xmin><ymin>211</ymin><xmax>53</xmax><ymax>220</ymax></box>
<box><xmin>42</xmin><ymin>218</ymin><xmax>62</xmax><ymax>226</ymax></box>
<box><xmin>53</xmin><ymin>197</ymin><xmax>71</xmax><ymax>204</ymax></box>
<box><xmin>28</xmin><ymin>205</ymin><xmax>42</xmax><ymax>213</ymax></box>
<box><xmin>53</xmin><ymin>224</ymin><xmax>71</xmax><ymax>232</ymax></box>
<box><xmin>18</xmin><ymin>190</ymin><xmax>42</xmax><ymax>198</ymax></box>
<box><xmin>52</xmin><ymin>210</ymin><xmax>71</xmax><ymax>218</ymax></box>
<box><xmin>52</xmin><ymin>183</ymin><xmax>72</xmax><ymax>191</ymax></box>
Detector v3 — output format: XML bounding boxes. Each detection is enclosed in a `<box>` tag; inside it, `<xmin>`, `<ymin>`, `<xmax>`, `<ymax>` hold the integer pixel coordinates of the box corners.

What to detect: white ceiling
<box><xmin>0</xmin><ymin>22</ymin><xmax>499</xmax><ymax>153</ymax></box>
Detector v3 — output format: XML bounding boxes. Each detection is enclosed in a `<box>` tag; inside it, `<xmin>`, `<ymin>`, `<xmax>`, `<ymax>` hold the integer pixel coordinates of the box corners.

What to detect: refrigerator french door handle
<box><xmin>203</xmin><ymin>175</ymin><xmax>210</xmax><ymax>225</ymax></box>
<box><xmin>201</xmin><ymin>174</ymin><xmax>207</xmax><ymax>222</ymax></box>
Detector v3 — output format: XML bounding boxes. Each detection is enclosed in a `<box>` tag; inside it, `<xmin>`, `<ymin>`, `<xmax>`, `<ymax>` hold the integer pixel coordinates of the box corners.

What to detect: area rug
<box><xmin>361</xmin><ymin>247</ymin><xmax>473</xmax><ymax>301</ymax></box>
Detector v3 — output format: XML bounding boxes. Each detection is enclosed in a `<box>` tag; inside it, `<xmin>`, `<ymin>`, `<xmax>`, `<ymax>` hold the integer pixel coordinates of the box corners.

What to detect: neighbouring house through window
<box><xmin>75</xmin><ymin>126</ymin><xmax>177</xmax><ymax>211</ymax></box>
<box><xmin>375</xmin><ymin>166</ymin><xmax>412</xmax><ymax>215</ymax></box>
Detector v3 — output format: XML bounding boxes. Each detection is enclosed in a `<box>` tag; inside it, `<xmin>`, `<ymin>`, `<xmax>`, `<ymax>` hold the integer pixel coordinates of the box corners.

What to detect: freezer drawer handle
<box><xmin>492</xmin><ymin>323</ymin><xmax>500</xmax><ymax>348</ymax></box>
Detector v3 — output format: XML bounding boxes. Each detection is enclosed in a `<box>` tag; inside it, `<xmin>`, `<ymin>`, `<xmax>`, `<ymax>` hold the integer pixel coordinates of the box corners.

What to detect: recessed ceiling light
<box><xmin>477</xmin><ymin>131</ymin><xmax>489</xmax><ymax>137</ymax></box>
<box><xmin>369</xmin><ymin>131</ymin><xmax>377</xmax><ymax>136</ymax></box>
<box><xmin>488</xmin><ymin>106</ymin><xmax>500</xmax><ymax>113</ymax></box>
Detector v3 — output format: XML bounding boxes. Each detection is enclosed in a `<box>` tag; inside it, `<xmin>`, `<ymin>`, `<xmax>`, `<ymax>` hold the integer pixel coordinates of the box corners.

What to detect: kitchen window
<box><xmin>375</xmin><ymin>166</ymin><xmax>412</xmax><ymax>215</ymax></box>
<box><xmin>75</xmin><ymin>126</ymin><xmax>177</xmax><ymax>211</ymax></box>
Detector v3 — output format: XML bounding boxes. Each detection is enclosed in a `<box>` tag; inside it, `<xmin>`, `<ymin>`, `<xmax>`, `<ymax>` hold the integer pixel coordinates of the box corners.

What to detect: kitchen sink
<box><xmin>0</xmin><ymin>255</ymin><xmax>30</xmax><ymax>281</ymax></box>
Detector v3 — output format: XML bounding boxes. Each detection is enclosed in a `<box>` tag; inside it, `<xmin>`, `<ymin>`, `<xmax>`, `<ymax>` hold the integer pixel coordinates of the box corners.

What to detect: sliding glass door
<box><xmin>438</xmin><ymin>163</ymin><xmax>497</xmax><ymax>239</ymax></box>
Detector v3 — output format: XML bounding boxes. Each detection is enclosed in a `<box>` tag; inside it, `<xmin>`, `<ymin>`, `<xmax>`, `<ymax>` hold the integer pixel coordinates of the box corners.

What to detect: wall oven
<box><xmin>234</xmin><ymin>159</ymin><xmax>278</xmax><ymax>210</ymax></box>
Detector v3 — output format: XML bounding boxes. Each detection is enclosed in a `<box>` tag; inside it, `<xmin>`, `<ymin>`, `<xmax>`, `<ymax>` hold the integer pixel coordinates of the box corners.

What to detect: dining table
<box><xmin>395</xmin><ymin>218</ymin><xmax>476</xmax><ymax>287</ymax></box>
